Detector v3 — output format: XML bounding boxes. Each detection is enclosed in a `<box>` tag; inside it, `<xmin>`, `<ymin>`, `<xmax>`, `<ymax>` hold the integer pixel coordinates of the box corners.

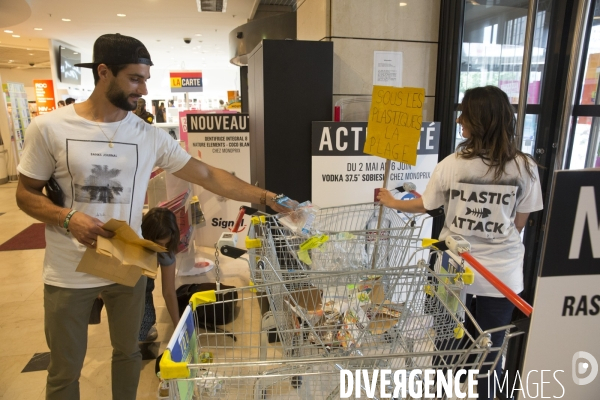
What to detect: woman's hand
<box><xmin>377</xmin><ymin>188</ymin><xmax>396</xmax><ymax>208</ymax></box>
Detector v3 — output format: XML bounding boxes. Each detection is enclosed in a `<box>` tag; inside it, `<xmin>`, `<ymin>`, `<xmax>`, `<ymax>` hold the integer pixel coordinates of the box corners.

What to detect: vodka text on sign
<box><xmin>363</xmin><ymin>86</ymin><xmax>425</xmax><ymax>166</ymax></box>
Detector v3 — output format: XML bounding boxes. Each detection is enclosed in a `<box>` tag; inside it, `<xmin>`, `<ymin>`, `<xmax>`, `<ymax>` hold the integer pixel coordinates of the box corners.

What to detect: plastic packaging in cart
<box><xmin>194</xmin><ymin>370</ymin><xmax>224</xmax><ymax>397</ymax></box>
<box><xmin>273</xmin><ymin>195</ymin><xmax>300</xmax><ymax>210</ymax></box>
<box><xmin>276</xmin><ymin>201</ymin><xmax>320</xmax><ymax>236</ymax></box>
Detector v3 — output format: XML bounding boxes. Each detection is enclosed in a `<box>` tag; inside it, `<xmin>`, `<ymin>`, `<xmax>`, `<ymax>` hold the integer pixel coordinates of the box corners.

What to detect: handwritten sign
<box><xmin>363</xmin><ymin>86</ymin><xmax>425</xmax><ymax>165</ymax></box>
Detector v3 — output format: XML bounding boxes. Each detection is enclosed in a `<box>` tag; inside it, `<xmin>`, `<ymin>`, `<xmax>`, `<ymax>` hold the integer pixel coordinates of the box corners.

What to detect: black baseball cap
<box><xmin>75</xmin><ymin>33</ymin><xmax>153</xmax><ymax>68</ymax></box>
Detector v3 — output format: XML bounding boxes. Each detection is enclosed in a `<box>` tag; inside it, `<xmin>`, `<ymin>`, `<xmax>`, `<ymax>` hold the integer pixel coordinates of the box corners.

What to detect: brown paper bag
<box><xmin>76</xmin><ymin>219</ymin><xmax>166</xmax><ymax>287</ymax></box>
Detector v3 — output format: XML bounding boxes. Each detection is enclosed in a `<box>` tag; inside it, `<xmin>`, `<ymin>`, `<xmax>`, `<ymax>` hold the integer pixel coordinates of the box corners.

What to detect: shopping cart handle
<box><xmin>424</xmin><ymin>239</ymin><xmax>533</xmax><ymax>317</ymax></box>
<box><xmin>458</xmin><ymin>251</ymin><xmax>533</xmax><ymax>318</ymax></box>
<box><xmin>231</xmin><ymin>206</ymin><xmax>260</xmax><ymax>233</ymax></box>
<box><xmin>220</xmin><ymin>245</ymin><xmax>247</xmax><ymax>259</ymax></box>
<box><xmin>425</xmin><ymin>207</ymin><xmax>444</xmax><ymax>218</ymax></box>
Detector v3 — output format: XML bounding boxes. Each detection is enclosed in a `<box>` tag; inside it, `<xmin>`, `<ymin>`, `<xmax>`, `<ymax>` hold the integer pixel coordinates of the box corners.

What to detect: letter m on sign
<box><xmin>569</xmin><ymin>186</ymin><xmax>600</xmax><ymax>259</ymax></box>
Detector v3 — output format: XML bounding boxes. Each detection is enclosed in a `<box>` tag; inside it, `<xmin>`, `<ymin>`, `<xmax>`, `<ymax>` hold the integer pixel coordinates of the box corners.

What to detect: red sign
<box><xmin>33</xmin><ymin>80</ymin><xmax>56</xmax><ymax>114</ymax></box>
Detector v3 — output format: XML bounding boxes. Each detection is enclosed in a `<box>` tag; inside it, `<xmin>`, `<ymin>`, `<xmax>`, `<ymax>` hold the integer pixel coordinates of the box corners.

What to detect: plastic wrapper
<box><xmin>310</xmin><ymin>232</ymin><xmax>369</xmax><ymax>271</ymax></box>
<box><xmin>287</xmin><ymin>282</ymin><xmax>399</xmax><ymax>348</ymax></box>
<box><xmin>193</xmin><ymin>370</ymin><xmax>224</xmax><ymax>397</ymax></box>
<box><xmin>274</xmin><ymin>195</ymin><xmax>300</xmax><ymax>210</ymax></box>
<box><xmin>276</xmin><ymin>201</ymin><xmax>320</xmax><ymax>236</ymax></box>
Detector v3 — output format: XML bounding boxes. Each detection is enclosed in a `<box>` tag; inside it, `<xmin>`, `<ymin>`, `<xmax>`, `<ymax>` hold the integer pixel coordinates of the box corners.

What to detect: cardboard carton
<box><xmin>76</xmin><ymin>219</ymin><xmax>166</xmax><ymax>287</ymax></box>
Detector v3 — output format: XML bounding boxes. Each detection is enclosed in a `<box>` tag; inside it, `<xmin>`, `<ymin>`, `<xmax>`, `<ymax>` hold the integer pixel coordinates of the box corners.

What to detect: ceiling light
<box><xmin>195</xmin><ymin>34</ymin><xmax>202</xmax><ymax>36</ymax></box>
<box><xmin>117</xmin><ymin>14</ymin><xmax>126</xmax><ymax>17</ymax></box>
<box><xmin>73</xmin><ymin>52</ymin><xmax>78</xmax><ymax>54</ymax></box>
<box><xmin>62</xmin><ymin>18</ymin><xmax>71</xmax><ymax>22</ymax></box>
<box><xmin>399</xmin><ymin>2</ymin><xmax>407</xmax><ymax>5</ymax></box>
<box><xmin>29</xmin><ymin>53</ymin><xmax>34</xmax><ymax>55</ymax></box>
<box><xmin>34</xmin><ymin>28</ymin><xmax>43</xmax><ymax>31</ymax></box>
<box><xmin>4</xmin><ymin>30</ymin><xmax>13</xmax><ymax>33</ymax></box>
<box><xmin>12</xmin><ymin>35</ymin><xmax>20</xmax><ymax>38</ymax></box>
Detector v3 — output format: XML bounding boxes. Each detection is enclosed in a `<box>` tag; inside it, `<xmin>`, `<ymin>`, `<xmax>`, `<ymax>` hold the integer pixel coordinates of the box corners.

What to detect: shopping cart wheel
<box><xmin>291</xmin><ymin>375</ymin><xmax>303</xmax><ymax>389</ymax></box>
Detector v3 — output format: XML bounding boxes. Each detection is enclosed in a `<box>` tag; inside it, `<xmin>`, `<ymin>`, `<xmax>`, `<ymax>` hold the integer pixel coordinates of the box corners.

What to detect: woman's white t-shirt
<box><xmin>421</xmin><ymin>153</ymin><xmax>543</xmax><ymax>297</ymax></box>
<box><xmin>17</xmin><ymin>106</ymin><xmax>191</xmax><ymax>289</ymax></box>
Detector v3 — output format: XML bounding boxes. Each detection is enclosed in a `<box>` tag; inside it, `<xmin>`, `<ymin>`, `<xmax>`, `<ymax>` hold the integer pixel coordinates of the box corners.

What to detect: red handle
<box><xmin>459</xmin><ymin>251</ymin><xmax>533</xmax><ymax>318</ymax></box>
<box><xmin>230</xmin><ymin>207</ymin><xmax>246</xmax><ymax>233</ymax></box>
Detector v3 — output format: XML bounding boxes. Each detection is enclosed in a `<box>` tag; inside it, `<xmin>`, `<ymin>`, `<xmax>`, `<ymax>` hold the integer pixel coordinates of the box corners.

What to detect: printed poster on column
<box><xmin>33</xmin><ymin>80</ymin><xmax>56</xmax><ymax>114</ymax></box>
<box><xmin>312</xmin><ymin>121</ymin><xmax>439</xmax><ymax>237</ymax></box>
<box><xmin>186</xmin><ymin>113</ymin><xmax>250</xmax><ymax>248</ymax></box>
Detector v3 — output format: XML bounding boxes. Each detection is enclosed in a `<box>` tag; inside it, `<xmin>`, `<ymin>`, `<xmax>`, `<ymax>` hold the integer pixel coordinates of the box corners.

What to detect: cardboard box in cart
<box><xmin>287</xmin><ymin>279</ymin><xmax>402</xmax><ymax>338</ymax></box>
<box><xmin>76</xmin><ymin>219</ymin><xmax>166</xmax><ymax>287</ymax></box>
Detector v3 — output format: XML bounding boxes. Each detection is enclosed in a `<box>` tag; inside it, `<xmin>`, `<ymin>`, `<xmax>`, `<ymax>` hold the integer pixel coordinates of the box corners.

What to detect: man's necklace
<box><xmin>94</xmin><ymin>116</ymin><xmax>124</xmax><ymax>148</ymax></box>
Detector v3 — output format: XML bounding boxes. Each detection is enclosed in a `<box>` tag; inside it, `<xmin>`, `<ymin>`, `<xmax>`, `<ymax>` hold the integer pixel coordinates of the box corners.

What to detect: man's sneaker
<box><xmin>145</xmin><ymin>325</ymin><xmax>158</xmax><ymax>342</ymax></box>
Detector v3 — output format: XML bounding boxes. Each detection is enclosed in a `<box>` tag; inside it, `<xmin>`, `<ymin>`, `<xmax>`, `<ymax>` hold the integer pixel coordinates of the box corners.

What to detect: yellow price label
<box><xmin>170</xmin><ymin>77</ymin><xmax>182</xmax><ymax>88</ymax></box>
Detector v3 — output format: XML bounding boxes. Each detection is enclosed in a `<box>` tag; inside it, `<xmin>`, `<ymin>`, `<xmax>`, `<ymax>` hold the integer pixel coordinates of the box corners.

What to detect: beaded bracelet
<box><xmin>63</xmin><ymin>209</ymin><xmax>77</xmax><ymax>232</ymax></box>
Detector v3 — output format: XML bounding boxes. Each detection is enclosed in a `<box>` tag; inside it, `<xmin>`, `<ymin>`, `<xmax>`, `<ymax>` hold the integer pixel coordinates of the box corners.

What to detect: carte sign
<box><xmin>186</xmin><ymin>113</ymin><xmax>250</xmax><ymax>248</ymax></box>
<box><xmin>170</xmin><ymin>71</ymin><xmax>203</xmax><ymax>93</ymax></box>
<box><xmin>364</xmin><ymin>86</ymin><xmax>425</xmax><ymax>166</ymax></box>
<box><xmin>33</xmin><ymin>80</ymin><xmax>56</xmax><ymax>114</ymax></box>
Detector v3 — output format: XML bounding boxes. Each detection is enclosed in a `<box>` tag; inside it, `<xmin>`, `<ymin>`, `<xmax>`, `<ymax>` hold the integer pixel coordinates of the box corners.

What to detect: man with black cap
<box><xmin>15</xmin><ymin>33</ymin><xmax>293</xmax><ymax>400</ymax></box>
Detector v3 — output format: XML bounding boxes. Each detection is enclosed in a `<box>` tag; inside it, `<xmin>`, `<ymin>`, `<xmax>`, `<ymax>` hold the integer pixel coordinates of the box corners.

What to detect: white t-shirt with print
<box><xmin>17</xmin><ymin>106</ymin><xmax>191</xmax><ymax>289</ymax></box>
<box><xmin>421</xmin><ymin>154</ymin><xmax>543</xmax><ymax>297</ymax></box>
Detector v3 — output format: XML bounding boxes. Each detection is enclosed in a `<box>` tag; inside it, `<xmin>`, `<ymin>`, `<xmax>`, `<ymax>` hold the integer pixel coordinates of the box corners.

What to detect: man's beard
<box><xmin>106</xmin><ymin>79</ymin><xmax>137</xmax><ymax>111</ymax></box>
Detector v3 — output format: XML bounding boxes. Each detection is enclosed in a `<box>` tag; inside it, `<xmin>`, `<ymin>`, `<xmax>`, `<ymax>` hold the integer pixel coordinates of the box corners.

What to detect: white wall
<box><xmin>144</xmin><ymin>67</ymin><xmax>240</xmax><ymax>110</ymax></box>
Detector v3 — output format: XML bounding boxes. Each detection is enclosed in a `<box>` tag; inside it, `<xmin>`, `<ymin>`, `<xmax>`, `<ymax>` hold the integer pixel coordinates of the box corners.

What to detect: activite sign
<box><xmin>170</xmin><ymin>71</ymin><xmax>203</xmax><ymax>93</ymax></box>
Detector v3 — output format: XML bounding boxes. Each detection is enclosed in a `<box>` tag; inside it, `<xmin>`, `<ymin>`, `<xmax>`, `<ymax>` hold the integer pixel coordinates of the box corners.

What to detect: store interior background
<box><xmin>1</xmin><ymin>0</ymin><xmax>599</xmax><ymax>398</ymax></box>
<box><xmin>0</xmin><ymin>0</ymin><xmax>440</xmax><ymax>121</ymax></box>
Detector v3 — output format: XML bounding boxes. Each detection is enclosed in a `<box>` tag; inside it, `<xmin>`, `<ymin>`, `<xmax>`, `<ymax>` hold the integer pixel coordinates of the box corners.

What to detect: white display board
<box><xmin>373</xmin><ymin>51</ymin><xmax>403</xmax><ymax>87</ymax></box>
<box><xmin>311</xmin><ymin>121</ymin><xmax>439</xmax><ymax>236</ymax></box>
<box><xmin>186</xmin><ymin>113</ymin><xmax>250</xmax><ymax>248</ymax></box>
<box><xmin>522</xmin><ymin>169</ymin><xmax>600</xmax><ymax>398</ymax></box>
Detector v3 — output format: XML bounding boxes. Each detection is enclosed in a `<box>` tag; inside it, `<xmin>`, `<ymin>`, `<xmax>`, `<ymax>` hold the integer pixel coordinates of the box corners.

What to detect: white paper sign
<box><xmin>311</xmin><ymin>121</ymin><xmax>440</xmax><ymax>237</ymax></box>
<box><xmin>186</xmin><ymin>113</ymin><xmax>251</xmax><ymax>248</ymax></box>
<box><xmin>373</xmin><ymin>51</ymin><xmax>403</xmax><ymax>87</ymax></box>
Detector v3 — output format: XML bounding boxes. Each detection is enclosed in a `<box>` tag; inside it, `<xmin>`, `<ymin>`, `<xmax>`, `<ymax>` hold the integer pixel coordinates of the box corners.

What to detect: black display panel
<box><xmin>59</xmin><ymin>46</ymin><xmax>81</xmax><ymax>85</ymax></box>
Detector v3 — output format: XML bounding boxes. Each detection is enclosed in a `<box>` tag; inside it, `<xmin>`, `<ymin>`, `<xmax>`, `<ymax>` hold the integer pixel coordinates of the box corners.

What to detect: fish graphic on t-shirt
<box><xmin>466</xmin><ymin>207</ymin><xmax>492</xmax><ymax>218</ymax></box>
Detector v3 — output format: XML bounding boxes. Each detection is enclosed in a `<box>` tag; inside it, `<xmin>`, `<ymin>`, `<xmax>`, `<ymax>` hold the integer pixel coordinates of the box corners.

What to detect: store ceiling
<box><xmin>0</xmin><ymin>0</ymin><xmax>265</xmax><ymax>72</ymax></box>
<box><xmin>0</xmin><ymin>46</ymin><xmax>51</xmax><ymax>69</ymax></box>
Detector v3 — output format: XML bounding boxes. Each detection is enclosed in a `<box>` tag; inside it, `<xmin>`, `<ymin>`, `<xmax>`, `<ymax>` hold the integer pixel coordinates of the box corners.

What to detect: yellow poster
<box><xmin>363</xmin><ymin>86</ymin><xmax>425</xmax><ymax>165</ymax></box>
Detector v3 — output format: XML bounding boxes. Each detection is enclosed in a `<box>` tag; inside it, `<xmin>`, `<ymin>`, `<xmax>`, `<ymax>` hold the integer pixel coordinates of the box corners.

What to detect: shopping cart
<box><xmin>241</xmin><ymin>202</ymin><xmax>443</xmax><ymax>289</ymax></box>
<box><xmin>159</xmin><ymin>233</ymin><xmax>526</xmax><ymax>400</ymax></box>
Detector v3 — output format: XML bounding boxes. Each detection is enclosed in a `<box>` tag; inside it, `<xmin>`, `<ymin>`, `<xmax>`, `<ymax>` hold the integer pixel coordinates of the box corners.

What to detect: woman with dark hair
<box><xmin>378</xmin><ymin>85</ymin><xmax>543</xmax><ymax>399</ymax></box>
<box><xmin>139</xmin><ymin>207</ymin><xmax>180</xmax><ymax>341</ymax></box>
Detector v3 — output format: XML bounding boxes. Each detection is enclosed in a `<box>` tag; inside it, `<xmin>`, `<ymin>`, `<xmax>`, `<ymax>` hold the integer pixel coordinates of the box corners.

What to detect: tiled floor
<box><xmin>0</xmin><ymin>181</ymin><xmax>251</xmax><ymax>399</ymax></box>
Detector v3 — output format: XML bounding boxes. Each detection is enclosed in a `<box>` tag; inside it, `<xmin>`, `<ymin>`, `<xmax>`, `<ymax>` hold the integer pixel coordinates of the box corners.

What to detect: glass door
<box><xmin>566</xmin><ymin>0</ymin><xmax>600</xmax><ymax>169</ymax></box>
<box><xmin>454</xmin><ymin>0</ymin><xmax>552</xmax><ymax>154</ymax></box>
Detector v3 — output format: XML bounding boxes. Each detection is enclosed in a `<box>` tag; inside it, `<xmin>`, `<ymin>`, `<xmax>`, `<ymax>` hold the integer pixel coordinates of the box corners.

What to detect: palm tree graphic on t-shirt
<box><xmin>80</xmin><ymin>165</ymin><xmax>124</xmax><ymax>203</ymax></box>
